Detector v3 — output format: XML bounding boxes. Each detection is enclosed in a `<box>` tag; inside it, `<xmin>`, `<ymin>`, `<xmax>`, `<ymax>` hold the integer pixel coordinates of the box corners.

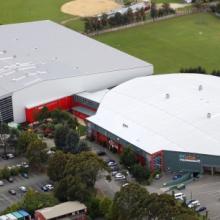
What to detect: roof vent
<box><xmin>165</xmin><ymin>93</ymin><xmax>170</xmax><ymax>99</ymax></box>
<box><xmin>198</xmin><ymin>85</ymin><xmax>203</xmax><ymax>91</ymax></box>
<box><xmin>3</xmin><ymin>50</ymin><xmax>7</xmax><ymax>54</ymax></box>
<box><xmin>207</xmin><ymin>113</ymin><xmax>211</xmax><ymax>119</ymax></box>
<box><xmin>13</xmin><ymin>55</ymin><xmax>17</xmax><ymax>59</ymax></box>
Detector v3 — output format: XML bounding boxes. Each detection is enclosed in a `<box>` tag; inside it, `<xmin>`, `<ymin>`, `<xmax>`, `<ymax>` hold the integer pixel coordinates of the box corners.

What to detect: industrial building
<box><xmin>0</xmin><ymin>20</ymin><xmax>153</xmax><ymax>123</ymax></box>
<box><xmin>35</xmin><ymin>201</ymin><xmax>87</xmax><ymax>220</ymax></box>
<box><xmin>87</xmin><ymin>74</ymin><xmax>220</xmax><ymax>175</ymax></box>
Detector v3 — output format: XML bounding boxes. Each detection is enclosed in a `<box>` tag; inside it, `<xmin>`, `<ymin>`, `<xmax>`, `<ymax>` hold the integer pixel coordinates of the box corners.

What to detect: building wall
<box><xmin>88</xmin><ymin>122</ymin><xmax>150</xmax><ymax>166</ymax></box>
<box><xmin>12</xmin><ymin>65</ymin><xmax>152</xmax><ymax>123</ymax></box>
<box><xmin>164</xmin><ymin>150</ymin><xmax>220</xmax><ymax>173</ymax></box>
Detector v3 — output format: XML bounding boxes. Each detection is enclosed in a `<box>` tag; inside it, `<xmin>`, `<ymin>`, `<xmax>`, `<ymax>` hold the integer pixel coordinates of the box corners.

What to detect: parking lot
<box><xmin>181</xmin><ymin>175</ymin><xmax>220</xmax><ymax>220</ymax></box>
<box><xmin>0</xmin><ymin>172</ymin><xmax>50</xmax><ymax>212</ymax></box>
<box><xmin>88</xmin><ymin>141</ymin><xmax>134</xmax><ymax>198</ymax></box>
<box><xmin>89</xmin><ymin>140</ymin><xmax>220</xmax><ymax>220</ymax></box>
<box><xmin>0</xmin><ymin>153</ymin><xmax>49</xmax><ymax>212</ymax></box>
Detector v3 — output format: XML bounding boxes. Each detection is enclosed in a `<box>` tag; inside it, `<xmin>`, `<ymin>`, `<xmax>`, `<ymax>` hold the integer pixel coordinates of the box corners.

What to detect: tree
<box><xmin>1</xmin><ymin>166</ymin><xmax>11</xmax><ymax>179</ymax></box>
<box><xmin>37</xmin><ymin>106</ymin><xmax>50</xmax><ymax>121</ymax></box>
<box><xmin>47</xmin><ymin>151</ymin><xmax>70</xmax><ymax>182</ymax></box>
<box><xmin>110</xmin><ymin>183</ymin><xmax>149</xmax><ymax>220</ymax></box>
<box><xmin>26</xmin><ymin>139</ymin><xmax>48</xmax><ymax>170</ymax></box>
<box><xmin>22</xmin><ymin>189</ymin><xmax>58</xmax><ymax>214</ymax></box>
<box><xmin>86</xmin><ymin>197</ymin><xmax>103</xmax><ymax>219</ymax></box>
<box><xmin>55</xmin><ymin>175</ymin><xmax>91</xmax><ymax>203</ymax></box>
<box><xmin>17</xmin><ymin>131</ymin><xmax>38</xmax><ymax>154</ymax></box>
<box><xmin>65</xmin><ymin>129</ymin><xmax>79</xmax><ymax>153</ymax></box>
<box><xmin>54</xmin><ymin>124</ymin><xmax>69</xmax><ymax>148</ymax></box>
<box><xmin>0</xmin><ymin>123</ymin><xmax>10</xmax><ymax>155</ymax></box>
<box><xmin>131</xmin><ymin>163</ymin><xmax>150</xmax><ymax>182</ymax></box>
<box><xmin>64</xmin><ymin>152</ymin><xmax>106</xmax><ymax>187</ymax></box>
<box><xmin>120</xmin><ymin>147</ymin><xmax>137</xmax><ymax>168</ymax></box>
<box><xmin>150</xmin><ymin>2</ymin><xmax>158</xmax><ymax>20</ymax></box>
<box><xmin>7</xmin><ymin>128</ymin><xmax>20</xmax><ymax>148</ymax></box>
<box><xmin>147</xmin><ymin>193</ymin><xmax>198</xmax><ymax>220</ymax></box>
<box><xmin>162</xmin><ymin>3</ymin><xmax>171</xmax><ymax>15</ymax></box>
<box><xmin>78</xmin><ymin>140</ymin><xmax>89</xmax><ymax>152</ymax></box>
<box><xmin>100</xmin><ymin>197</ymin><xmax>113</xmax><ymax>219</ymax></box>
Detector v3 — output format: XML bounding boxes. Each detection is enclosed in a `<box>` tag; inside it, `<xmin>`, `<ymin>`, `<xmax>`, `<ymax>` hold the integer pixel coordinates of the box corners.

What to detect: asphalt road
<box><xmin>0</xmin><ymin>173</ymin><xmax>50</xmax><ymax>212</ymax></box>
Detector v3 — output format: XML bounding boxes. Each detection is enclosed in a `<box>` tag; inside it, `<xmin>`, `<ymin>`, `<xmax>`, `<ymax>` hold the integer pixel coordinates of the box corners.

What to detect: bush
<box><xmin>130</xmin><ymin>164</ymin><xmax>150</xmax><ymax>182</ymax></box>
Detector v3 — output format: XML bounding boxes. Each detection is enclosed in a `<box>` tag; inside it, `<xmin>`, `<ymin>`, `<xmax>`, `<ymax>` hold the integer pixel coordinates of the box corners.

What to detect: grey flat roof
<box><xmin>0</xmin><ymin>20</ymin><xmax>152</xmax><ymax>97</ymax></box>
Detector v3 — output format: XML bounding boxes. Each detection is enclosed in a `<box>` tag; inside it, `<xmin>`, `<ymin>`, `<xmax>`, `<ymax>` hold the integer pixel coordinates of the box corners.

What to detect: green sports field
<box><xmin>95</xmin><ymin>13</ymin><xmax>220</xmax><ymax>74</ymax></box>
<box><xmin>0</xmin><ymin>0</ymin><xmax>84</xmax><ymax>32</ymax></box>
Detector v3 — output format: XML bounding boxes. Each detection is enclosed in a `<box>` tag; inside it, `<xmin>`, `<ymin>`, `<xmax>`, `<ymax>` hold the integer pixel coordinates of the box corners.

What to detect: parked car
<box><xmin>177</xmin><ymin>183</ymin><xmax>185</xmax><ymax>190</ymax></box>
<box><xmin>7</xmin><ymin>153</ymin><xmax>15</xmax><ymax>159</ymax></box>
<box><xmin>188</xmin><ymin>200</ymin><xmax>200</xmax><ymax>208</ymax></box>
<box><xmin>0</xmin><ymin>180</ymin><xmax>4</xmax><ymax>186</ymax></box>
<box><xmin>41</xmin><ymin>185</ymin><xmax>48</xmax><ymax>192</ymax></box>
<box><xmin>97</xmin><ymin>151</ymin><xmax>106</xmax><ymax>156</ymax></box>
<box><xmin>46</xmin><ymin>184</ymin><xmax>54</xmax><ymax>191</ymax></box>
<box><xmin>110</xmin><ymin>165</ymin><xmax>119</xmax><ymax>171</ymax></box>
<box><xmin>2</xmin><ymin>154</ymin><xmax>8</xmax><ymax>160</ymax></box>
<box><xmin>8</xmin><ymin>165</ymin><xmax>16</xmax><ymax>170</ymax></box>
<box><xmin>7</xmin><ymin>177</ymin><xmax>14</xmax><ymax>183</ymax></box>
<box><xmin>115</xmin><ymin>173</ymin><xmax>126</xmax><ymax>180</ymax></box>
<box><xmin>21</xmin><ymin>162</ymin><xmax>29</xmax><ymax>169</ymax></box>
<box><xmin>8</xmin><ymin>189</ymin><xmax>16</xmax><ymax>195</ymax></box>
<box><xmin>174</xmin><ymin>192</ymin><xmax>186</xmax><ymax>201</ymax></box>
<box><xmin>112</xmin><ymin>171</ymin><xmax>118</xmax><ymax>176</ymax></box>
<box><xmin>122</xmin><ymin>183</ymin><xmax>129</xmax><ymax>187</ymax></box>
<box><xmin>107</xmin><ymin>161</ymin><xmax>117</xmax><ymax>166</ymax></box>
<box><xmin>21</xmin><ymin>173</ymin><xmax>29</xmax><ymax>179</ymax></box>
<box><xmin>41</xmin><ymin>184</ymin><xmax>54</xmax><ymax>192</ymax></box>
<box><xmin>19</xmin><ymin>186</ymin><xmax>27</xmax><ymax>193</ymax></box>
<box><xmin>196</xmin><ymin>206</ymin><xmax>207</xmax><ymax>213</ymax></box>
<box><xmin>172</xmin><ymin>174</ymin><xmax>182</xmax><ymax>180</ymax></box>
<box><xmin>155</xmin><ymin>174</ymin><xmax>161</xmax><ymax>180</ymax></box>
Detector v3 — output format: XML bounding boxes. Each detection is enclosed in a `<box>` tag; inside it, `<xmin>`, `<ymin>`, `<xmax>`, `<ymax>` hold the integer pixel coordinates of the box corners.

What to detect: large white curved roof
<box><xmin>88</xmin><ymin>74</ymin><xmax>220</xmax><ymax>156</ymax></box>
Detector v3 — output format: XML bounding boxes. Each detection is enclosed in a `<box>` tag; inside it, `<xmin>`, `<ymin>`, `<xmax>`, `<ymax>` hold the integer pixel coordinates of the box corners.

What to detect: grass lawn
<box><xmin>0</xmin><ymin>0</ymin><xmax>84</xmax><ymax>32</ymax></box>
<box><xmin>94</xmin><ymin>13</ymin><xmax>220</xmax><ymax>74</ymax></box>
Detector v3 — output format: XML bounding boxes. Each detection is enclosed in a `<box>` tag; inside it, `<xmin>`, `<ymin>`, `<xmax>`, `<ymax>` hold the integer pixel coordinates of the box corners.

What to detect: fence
<box><xmin>87</xmin><ymin>8</ymin><xmax>206</xmax><ymax>36</ymax></box>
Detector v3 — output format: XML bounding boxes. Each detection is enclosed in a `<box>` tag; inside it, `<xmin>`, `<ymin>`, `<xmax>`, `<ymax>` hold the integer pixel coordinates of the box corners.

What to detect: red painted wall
<box><xmin>150</xmin><ymin>150</ymin><xmax>164</xmax><ymax>172</ymax></box>
<box><xmin>25</xmin><ymin>96</ymin><xmax>73</xmax><ymax>123</ymax></box>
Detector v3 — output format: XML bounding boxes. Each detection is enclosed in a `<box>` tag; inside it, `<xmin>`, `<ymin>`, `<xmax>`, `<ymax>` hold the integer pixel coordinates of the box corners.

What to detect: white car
<box><xmin>0</xmin><ymin>180</ymin><xmax>4</xmax><ymax>186</ymax></box>
<box><xmin>7</xmin><ymin>153</ymin><xmax>15</xmax><ymax>159</ymax></box>
<box><xmin>174</xmin><ymin>192</ymin><xmax>186</xmax><ymax>201</ymax></box>
<box><xmin>21</xmin><ymin>162</ymin><xmax>29</xmax><ymax>168</ymax></box>
<box><xmin>188</xmin><ymin>200</ymin><xmax>200</xmax><ymax>208</ymax></box>
<box><xmin>108</xmin><ymin>161</ymin><xmax>117</xmax><ymax>166</ymax></box>
<box><xmin>19</xmin><ymin>186</ymin><xmax>27</xmax><ymax>193</ymax></box>
<box><xmin>115</xmin><ymin>173</ymin><xmax>126</xmax><ymax>180</ymax></box>
<box><xmin>45</xmin><ymin>184</ymin><xmax>54</xmax><ymax>191</ymax></box>
<box><xmin>122</xmin><ymin>183</ymin><xmax>129</xmax><ymax>187</ymax></box>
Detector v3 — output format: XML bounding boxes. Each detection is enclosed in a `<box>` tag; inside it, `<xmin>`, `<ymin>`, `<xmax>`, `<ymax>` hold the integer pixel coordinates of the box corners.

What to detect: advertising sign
<box><xmin>179</xmin><ymin>153</ymin><xmax>201</xmax><ymax>163</ymax></box>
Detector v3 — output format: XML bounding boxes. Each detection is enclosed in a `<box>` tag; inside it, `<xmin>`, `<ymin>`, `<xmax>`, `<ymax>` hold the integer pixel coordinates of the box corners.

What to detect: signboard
<box><xmin>179</xmin><ymin>153</ymin><xmax>201</xmax><ymax>163</ymax></box>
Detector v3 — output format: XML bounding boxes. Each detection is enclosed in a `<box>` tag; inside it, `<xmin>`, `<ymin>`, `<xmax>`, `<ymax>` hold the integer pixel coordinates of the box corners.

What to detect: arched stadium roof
<box><xmin>88</xmin><ymin>74</ymin><xmax>220</xmax><ymax>156</ymax></box>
